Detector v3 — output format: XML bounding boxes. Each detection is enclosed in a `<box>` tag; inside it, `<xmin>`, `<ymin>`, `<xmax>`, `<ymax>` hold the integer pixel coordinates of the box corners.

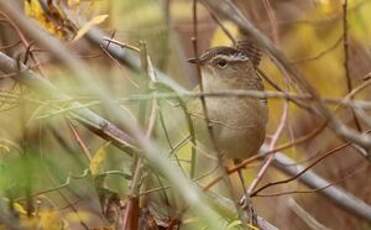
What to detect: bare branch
<box><xmin>268</xmin><ymin>145</ymin><xmax>371</xmax><ymax>221</ymax></box>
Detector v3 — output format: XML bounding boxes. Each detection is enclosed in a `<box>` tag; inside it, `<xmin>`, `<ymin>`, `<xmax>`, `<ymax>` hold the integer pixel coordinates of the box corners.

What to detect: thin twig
<box><xmin>343</xmin><ymin>0</ymin><xmax>363</xmax><ymax>132</ymax></box>
<box><xmin>0</xmin><ymin>40</ymin><xmax>21</xmax><ymax>50</ymax></box>
<box><xmin>67</xmin><ymin>120</ymin><xmax>92</xmax><ymax>161</ymax></box>
<box><xmin>191</xmin><ymin>0</ymin><xmax>249</xmax><ymax>225</ymax></box>
<box><xmin>16</xmin><ymin>169</ymin><xmax>90</xmax><ymax>201</ymax></box>
<box><xmin>255</xmin><ymin>163</ymin><xmax>369</xmax><ymax>198</ymax></box>
<box><xmin>290</xmin><ymin>36</ymin><xmax>343</xmax><ymax>64</ymax></box>
<box><xmin>103</xmin><ymin>37</ymin><xmax>141</xmax><ymax>53</ymax></box>
<box><xmin>250</xmin><ymin>142</ymin><xmax>351</xmax><ymax>197</ymax></box>
<box><xmin>0</xmin><ymin>11</ymin><xmax>46</xmax><ymax>77</ymax></box>
<box><xmin>262</xmin><ymin>0</ymin><xmax>279</xmax><ymax>44</ymax></box>
<box><xmin>247</xmin><ymin>100</ymin><xmax>288</xmax><ymax>193</ymax></box>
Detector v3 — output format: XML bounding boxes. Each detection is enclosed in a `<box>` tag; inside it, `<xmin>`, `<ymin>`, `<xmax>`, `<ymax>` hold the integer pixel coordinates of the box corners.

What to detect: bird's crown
<box><xmin>188</xmin><ymin>41</ymin><xmax>261</xmax><ymax>67</ymax></box>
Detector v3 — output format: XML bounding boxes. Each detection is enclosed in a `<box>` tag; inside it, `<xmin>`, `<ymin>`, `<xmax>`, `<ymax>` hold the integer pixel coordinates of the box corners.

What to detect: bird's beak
<box><xmin>187</xmin><ymin>57</ymin><xmax>199</xmax><ymax>64</ymax></box>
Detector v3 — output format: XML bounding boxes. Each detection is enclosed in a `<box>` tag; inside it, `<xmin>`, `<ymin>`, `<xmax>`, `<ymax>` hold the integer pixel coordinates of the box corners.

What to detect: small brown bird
<box><xmin>188</xmin><ymin>43</ymin><xmax>268</xmax><ymax>162</ymax></box>
<box><xmin>188</xmin><ymin>43</ymin><xmax>268</xmax><ymax>225</ymax></box>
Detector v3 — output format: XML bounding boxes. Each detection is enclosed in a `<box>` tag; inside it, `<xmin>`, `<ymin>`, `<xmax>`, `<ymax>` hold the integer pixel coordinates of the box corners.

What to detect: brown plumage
<box><xmin>189</xmin><ymin>43</ymin><xmax>268</xmax><ymax>161</ymax></box>
<box><xmin>235</xmin><ymin>40</ymin><xmax>262</xmax><ymax>66</ymax></box>
<box><xmin>188</xmin><ymin>43</ymin><xmax>267</xmax><ymax>225</ymax></box>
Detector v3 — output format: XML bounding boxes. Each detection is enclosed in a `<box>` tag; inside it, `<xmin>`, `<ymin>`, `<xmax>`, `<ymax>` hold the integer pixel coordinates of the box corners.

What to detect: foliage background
<box><xmin>0</xmin><ymin>0</ymin><xmax>371</xmax><ymax>229</ymax></box>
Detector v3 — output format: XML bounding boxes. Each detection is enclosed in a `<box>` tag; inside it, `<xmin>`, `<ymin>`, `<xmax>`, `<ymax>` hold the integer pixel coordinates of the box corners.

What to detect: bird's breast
<box><xmin>206</xmin><ymin>97</ymin><xmax>268</xmax><ymax>160</ymax></box>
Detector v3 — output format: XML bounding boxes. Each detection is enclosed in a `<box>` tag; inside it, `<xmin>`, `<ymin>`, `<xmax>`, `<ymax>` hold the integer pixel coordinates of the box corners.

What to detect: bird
<box><xmin>187</xmin><ymin>42</ymin><xmax>268</xmax><ymax>225</ymax></box>
<box><xmin>188</xmin><ymin>42</ymin><xmax>268</xmax><ymax>163</ymax></box>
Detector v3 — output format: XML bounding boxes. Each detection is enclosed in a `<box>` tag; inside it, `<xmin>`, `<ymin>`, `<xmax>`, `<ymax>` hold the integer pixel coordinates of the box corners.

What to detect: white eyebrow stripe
<box><xmin>210</xmin><ymin>54</ymin><xmax>249</xmax><ymax>63</ymax></box>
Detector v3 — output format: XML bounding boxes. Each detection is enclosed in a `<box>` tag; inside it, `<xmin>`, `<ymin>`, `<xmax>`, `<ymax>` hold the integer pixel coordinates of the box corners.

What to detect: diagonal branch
<box><xmin>39</xmin><ymin>0</ymin><xmax>188</xmax><ymax>94</ymax></box>
<box><xmin>267</xmin><ymin>145</ymin><xmax>371</xmax><ymax>221</ymax></box>
<box><xmin>0</xmin><ymin>51</ymin><xmax>137</xmax><ymax>154</ymax></box>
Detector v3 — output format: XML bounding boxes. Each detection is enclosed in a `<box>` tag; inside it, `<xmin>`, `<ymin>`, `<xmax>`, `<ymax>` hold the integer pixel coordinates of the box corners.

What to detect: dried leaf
<box><xmin>73</xmin><ymin>14</ymin><xmax>109</xmax><ymax>42</ymax></box>
<box><xmin>24</xmin><ymin>0</ymin><xmax>64</xmax><ymax>37</ymax></box>
<box><xmin>13</xmin><ymin>202</ymin><xmax>27</xmax><ymax>215</ymax></box>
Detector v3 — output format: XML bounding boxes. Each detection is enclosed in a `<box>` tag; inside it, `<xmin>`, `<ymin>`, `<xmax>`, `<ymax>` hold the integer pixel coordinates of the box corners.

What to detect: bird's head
<box><xmin>188</xmin><ymin>46</ymin><xmax>262</xmax><ymax>91</ymax></box>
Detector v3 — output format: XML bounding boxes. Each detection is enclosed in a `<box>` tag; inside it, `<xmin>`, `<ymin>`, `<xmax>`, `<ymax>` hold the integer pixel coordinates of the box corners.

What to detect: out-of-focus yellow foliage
<box><xmin>112</xmin><ymin>1</ymin><xmax>163</xmax><ymax>30</ymax></box>
<box><xmin>38</xmin><ymin>210</ymin><xmax>63</xmax><ymax>230</ymax></box>
<box><xmin>8</xmin><ymin>202</ymin><xmax>94</xmax><ymax>229</ymax></box>
<box><xmin>23</xmin><ymin>0</ymin><xmax>117</xmax><ymax>41</ymax></box>
<box><xmin>170</xmin><ymin>1</ymin><xmax>207</xmax><ymax>20</ymax></box>
<box><xmin>210</xmin><ymin>22</ymin><xmax>238</xmax><ymax>47</ymax></box>
<box><xmin>73</xmin><ymin>14</ymin><xmax>108</xmax><ymax>42</ymax></box>
<box><xmin>283</xmin><ymin>25</ymin><xmax>345</xmax><ymax>98</ymax></box>
<box><xmin>348</xmin><ymin>0</ymin><xmax>371</xmax><ymax>44</ymax></box>
<box><xmin>24</xmin><ymin>0</ymin><xmax>85</xmax><ymax>39</ymax></box>
<box><xmin>67</xmin><ymin>0</ymin><xmax>80</xmax><ymax>7</ymax></box>
<box><xmin>261</xmin><ymin>18</ymin><xmax>345</xmax><ymax>156</ymax></box>
<box><xmin>314</xmin><ymin>0</ymin><xmax>371</xmax><ymax>44</ymax></box>
<box><xmin>25</xmin><ymin>0</ymin><xmax>64</xmax><ymax>37</ymax></box>
<box><xmin>11</xmin><ymin>202</ymin><xmax>64</xmax><ymax>229</ymax></box>
<box><xmin>174</xmin><ymin>137</ymin><xmax>192</xmax><ymax>173</ymax></box>
<box><xmin>13</xmin><ymin>202</ymin><xmax>28</xmax><ymax>215</ymax></box>
<box><xmin>315</xmin><ymin>0</ymin><xmax>342</xmax><ymax>14</ymax></box>
<box><xmin>64</xmin><ymin>211</ymin><xmax>91</xmax><ymax>223</ymax></box>
<box><xmin>90</xmin><ymin>141</ymin><xmax>111</xmax><ymax>176</ymax></box>
<box><xmin>0</xmin><ymin>144</ymin><xmax>10</xmax><ymax>153</ymax></box>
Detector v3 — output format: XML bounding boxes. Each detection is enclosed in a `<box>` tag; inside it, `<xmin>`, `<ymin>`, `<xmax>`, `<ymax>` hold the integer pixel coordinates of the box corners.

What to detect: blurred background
<box><xmin>0</xmin><ymin>0</ymin><xmax>371</xmax><ymax>229</ymax></box>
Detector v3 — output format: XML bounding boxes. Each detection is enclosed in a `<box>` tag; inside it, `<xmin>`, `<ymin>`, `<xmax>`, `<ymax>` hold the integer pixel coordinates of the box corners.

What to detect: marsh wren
<box><xmin>188</xmin><ymin>43</ymin><xmax>268</xmax><ymax>162</ymax></box>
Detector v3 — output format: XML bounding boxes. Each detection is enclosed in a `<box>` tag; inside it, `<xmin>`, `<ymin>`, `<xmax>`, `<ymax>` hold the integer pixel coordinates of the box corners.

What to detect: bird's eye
<box><xmin>215</xmin><ymin>59</ymin><xmax>228</xmax><ymax>68</ymax></box>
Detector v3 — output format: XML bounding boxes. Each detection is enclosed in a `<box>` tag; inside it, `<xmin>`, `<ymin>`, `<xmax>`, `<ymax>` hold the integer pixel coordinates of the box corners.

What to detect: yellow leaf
<box><xmin>13</xmin><ymin>202</ymin><xmax>27</xmax><ymax>215</ymax></box>
<box><xmin>0</xmin><ymin>144</ymin><xmax>10</xmax><ymax>153</ymax></box>
<box><xmin>90</xmin><ymin>141</ymin><xmax>111</xmax><ymax>176</ymax></box>
<box><xmin>73</xmin><ymin>15</ymin><xmax>109</xmax><ymax>42</ymax></box>
<box><xmin>24</xmin><ymin>0</ymin><xmax>44</xmax><ymax>22</ymax></box>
